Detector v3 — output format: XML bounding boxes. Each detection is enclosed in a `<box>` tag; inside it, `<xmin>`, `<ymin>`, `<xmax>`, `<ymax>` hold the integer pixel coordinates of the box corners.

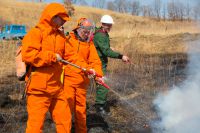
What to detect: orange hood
<box><xmin>36</xmin><ymin>3</ymin><xmax>70</xmax><ymax>30</ymax></box>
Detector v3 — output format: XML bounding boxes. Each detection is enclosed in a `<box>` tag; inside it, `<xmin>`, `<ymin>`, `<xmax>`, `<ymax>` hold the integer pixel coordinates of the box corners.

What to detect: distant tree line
<box><xmin>71</xmin><ymin>0</ymin><xmax>200</xmax><ymax>21</ymax></box>
<box><xmin>34</xmin><ymin>0</ymin><xmax>200</xmax><ymax>21</ymax></box>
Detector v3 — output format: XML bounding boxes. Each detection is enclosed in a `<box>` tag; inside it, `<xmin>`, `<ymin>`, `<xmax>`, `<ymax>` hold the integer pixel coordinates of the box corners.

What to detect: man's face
<box><xmin>102</xmin><ymin>23</ymin><xmax>112</xmax><ymax>33</ymax></box>
<box><xmin>51</xmin><ymin>15</ymin><xmax>66</xmax><ymax>29</ymax></box>
<box><xmin>78</xmin><ymin>28</ymin><xmax>91</xmax><ymax>41</ymax></box>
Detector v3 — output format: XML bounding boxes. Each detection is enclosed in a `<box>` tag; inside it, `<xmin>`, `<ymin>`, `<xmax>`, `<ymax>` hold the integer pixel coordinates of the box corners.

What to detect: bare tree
<box><xmin>64</xmin><ymin>0</ymin><xmax>75</xmax><ymax>16</ymax></box>
<box><xmin>168</xmin><ymin>1</ymin><xmax>188</xmax><ymax>21</ymax></box>
<box><xmin>177</xmin><ymin>2</ymin><xmax>185</xmax><ymax>21</ymax></box>
<box><xmin>193</xmin><ymin>2</ymin><xmax>200</xmax><ymax>20</ymax></box>
<box><xmin>163</xmin><ymin>3</ymin><xmax>166</xmax><ymax>21</ymax></box>
<box><xmin>71</xmin><ymin>0</ymin><xmax>88</xmax><ymax>6</ymax></box>
<box><xmin>64</xmin><ymin>0</ymin><xmax>72</xmax><ymax>5</ymax></box>
<box><xmin>154</xmin><ymin>0</ymin><xmax>161</xmax><ymax>20</ymax></box>
<box><xmin>131</xmin><ymin>1</ymin><xmax>140</xmax><ymax>16</ymax></box>
<box><xmin>193</xmin><ymin>6</ymin><xmax>199</xmax><ymax>20</ymax></box>
<box><xmin>71</xmin><ymin>0</ymin><xmax>77</xmax><ymax>3</ymax></box>
<box><xmin>167</xmin><ymin>1</ymin><xmax>176</xmax><ymax>21</ymax></box>
<box><xmin>92</xmin><ymin>0</ymin><xmax>105</xmax><ymax>9</ymax></box>
<box><xmin>186</xmin><ymin>3</ymin><xmax>191</xmax><ymax>21</ymax></box>
<box><xmin>107</xmin><ymin>1</ymin><xmax>115</xmax><ymax>11</ymax></box>
<box><xmin>141</xmin><ymin>5</ymin><xmax>153</xmax><ymax>17</ymax></box>
<box><xmin>114</xmin><ymin>0</ymin><xmax>128</xmax><ymax>13</ymax></box>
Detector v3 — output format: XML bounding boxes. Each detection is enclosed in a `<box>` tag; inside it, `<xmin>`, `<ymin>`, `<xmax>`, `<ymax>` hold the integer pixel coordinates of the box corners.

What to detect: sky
<box><xmin>43</xmin><ymin>0</ymin><xmax>199</xmax><ymax>6</ymax></box>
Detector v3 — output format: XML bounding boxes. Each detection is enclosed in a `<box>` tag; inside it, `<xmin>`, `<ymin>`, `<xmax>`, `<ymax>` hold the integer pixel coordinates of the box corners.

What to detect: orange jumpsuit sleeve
<box><xmin>22</xmin><ymin>28</ymin><xmax>57</xmax><ymax>67</ymax></box>
<box><xmin>88</xmin><ymin>42</ymin><xmax>103</xmax><ymax>76</ymax></box>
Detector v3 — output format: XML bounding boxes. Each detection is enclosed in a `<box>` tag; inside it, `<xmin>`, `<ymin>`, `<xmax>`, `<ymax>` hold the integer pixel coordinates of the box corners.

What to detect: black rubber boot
<box><xmin>95</xmin><ymin>104</ymin><xmax>110</xmax><ymax>116</ymax></box>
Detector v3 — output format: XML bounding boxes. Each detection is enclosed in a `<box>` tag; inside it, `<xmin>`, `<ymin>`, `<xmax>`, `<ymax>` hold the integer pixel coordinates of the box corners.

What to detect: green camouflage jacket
<box><xmin>93</xmin><ymin>27</ymin><xmax>122</xmax><ymax>70</ymax></box>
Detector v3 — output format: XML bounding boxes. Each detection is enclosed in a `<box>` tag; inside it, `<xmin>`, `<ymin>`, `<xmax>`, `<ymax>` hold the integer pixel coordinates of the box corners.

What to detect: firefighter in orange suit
<box><xmin>22</xmin><ymin>3</ymin><xmax>72</xmax><ymax>133</ymax></box>
<box><xmin>63</xmin><ymin>18</ymin><xmax>103</xmax><ymax>133</ymax></box>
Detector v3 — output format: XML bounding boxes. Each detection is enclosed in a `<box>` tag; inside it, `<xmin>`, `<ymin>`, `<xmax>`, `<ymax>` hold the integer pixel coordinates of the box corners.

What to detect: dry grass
<box><xmin>1</xmin><ymin>0</ymin><xmax>200</xmax><ymax>55</ymax></box>
<box><xmin>0</xmin><ymin>40</ymin><xmax>17</xmax><ymax>79</ymax></box>
<box><xmin>1</xmin><ymin>0</ymin><xmax>200</xmax><ymax>38</ymax></box>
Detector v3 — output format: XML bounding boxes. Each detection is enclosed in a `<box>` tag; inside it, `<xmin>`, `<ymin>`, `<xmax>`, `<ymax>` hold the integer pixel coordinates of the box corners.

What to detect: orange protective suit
<box><xmin>22</xmin><ymin>3</ymin><xmax>71</xmax><ymax>133</ymax></box>
<box><xmin>64</xmin><ymin>31</ymin><xmax>103</xmax><ymax>133</ymax></box>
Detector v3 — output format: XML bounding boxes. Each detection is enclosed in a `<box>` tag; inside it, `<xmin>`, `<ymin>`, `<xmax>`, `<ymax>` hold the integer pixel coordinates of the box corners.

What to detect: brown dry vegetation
<box><xmin>1</xmin><ymin>0</ymin><xmax>200</xmax><ymax>133</ymax></box>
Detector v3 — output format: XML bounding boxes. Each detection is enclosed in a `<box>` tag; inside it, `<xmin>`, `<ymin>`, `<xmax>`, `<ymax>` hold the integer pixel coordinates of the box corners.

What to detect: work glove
<box><xmin>88</xmin><ymin>69</ymin><xmax>96</xmax><ymax>76</ymax></box>
<box><xmin>96</xmin><ymin>77</ymin><xmax>105</xmax><ymax>84</ymax></box>
<box><xmin>96</xmin><ymin>76</ymin><xmax>110</xmax><ymax>89</ymax></box>
<box><xmin>55</xmin><ymin>53</ymin><xmax>62</xmax><ymax>62</ymax></box>
<box><xmin>122</xmin><ymin>55</ymin><xmax>130</xmax><ymax>63</ymax></box>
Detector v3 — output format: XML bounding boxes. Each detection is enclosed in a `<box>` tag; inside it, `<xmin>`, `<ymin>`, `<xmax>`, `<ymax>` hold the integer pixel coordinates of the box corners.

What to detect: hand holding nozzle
<box><xmin>86</xmin><ymin>69</ymin><xmax>102</xmax><ymax>77</ymax></box>
<box><xmin>60</xmin><ymin>59</ymin><xmax>110</xmax><ymax>89</ymax></box>
<box><xmin>84</xmin><ymin>69</ymin><xmax>110</xmax><ymax>89</ymax></box>
<box><xmin>55</xmin><ymin>53</ymin><xmax>63</xmax><ymax>62</ymax></box>
<box><xmin>122</xmin><ymin>55</ymin><xmax>130</xmax><ymax>63</ymax></box>
<box><xmin>96</xmin><ymin>77</ymin><xmax>110</xmax><ymax>89</ymax></box>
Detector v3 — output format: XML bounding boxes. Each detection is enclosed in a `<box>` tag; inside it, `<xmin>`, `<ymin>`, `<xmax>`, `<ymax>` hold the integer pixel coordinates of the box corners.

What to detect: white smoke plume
<box><xmin>153</xmin><ymin>39</ymin><xmax>200</xmax><ymax>133</ymax></box>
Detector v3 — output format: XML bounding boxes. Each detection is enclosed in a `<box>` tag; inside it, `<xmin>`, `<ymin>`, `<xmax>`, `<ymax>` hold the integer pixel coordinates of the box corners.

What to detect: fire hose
<box><xmin>60</xmin><ymin>59</ymin><xmax>110</xmax><ymax>89</ymax></box>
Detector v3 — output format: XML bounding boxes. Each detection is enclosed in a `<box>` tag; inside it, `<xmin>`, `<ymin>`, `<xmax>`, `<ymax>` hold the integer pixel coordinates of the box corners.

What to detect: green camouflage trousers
<box><xmin>95</xmin><ymin>68</ymin><xmax>108</xmax><ymax>105</ymax></box>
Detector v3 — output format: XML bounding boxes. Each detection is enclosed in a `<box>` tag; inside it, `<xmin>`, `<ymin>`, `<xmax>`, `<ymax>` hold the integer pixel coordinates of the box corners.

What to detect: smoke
<box><xmin>153</xmin><ymin>39</ymin><xmax>200</xmax><ymax>133</ymax></box>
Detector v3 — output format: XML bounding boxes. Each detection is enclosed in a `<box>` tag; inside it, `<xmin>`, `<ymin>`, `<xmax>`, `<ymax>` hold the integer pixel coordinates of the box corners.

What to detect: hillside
<box><xmin>1</xmin><ymin>0</ymin><xmax>200</xmax><ymax>36</ymax></box>
<box><xmin>1</xmin><ymin>0</ymin><xmax>200</xmax><ymax>55</ymax></box>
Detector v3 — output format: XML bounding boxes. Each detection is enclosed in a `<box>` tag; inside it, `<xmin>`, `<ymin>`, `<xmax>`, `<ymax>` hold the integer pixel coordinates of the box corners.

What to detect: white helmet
<box><xmin>100</xmin><ymin>15</ymin><xmax>114</xmax><ymax>24</ymax></box>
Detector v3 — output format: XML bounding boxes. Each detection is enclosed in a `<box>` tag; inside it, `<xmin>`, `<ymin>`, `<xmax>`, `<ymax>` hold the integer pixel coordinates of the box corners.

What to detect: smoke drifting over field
<box><xmin>153</xmin><ymin>39</ymin><xmax>200</xmax><ymax>133</ymax></box>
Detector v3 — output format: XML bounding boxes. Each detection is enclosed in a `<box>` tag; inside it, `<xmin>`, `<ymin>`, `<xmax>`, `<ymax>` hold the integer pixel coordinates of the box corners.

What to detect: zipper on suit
<box><xmin>77</xmin><ymin>41</ymin><xmax>80</xmax><ymax>53</ymax></box>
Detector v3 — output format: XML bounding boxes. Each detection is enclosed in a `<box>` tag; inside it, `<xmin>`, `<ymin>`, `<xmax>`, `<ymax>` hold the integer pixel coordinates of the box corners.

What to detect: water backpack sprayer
<box><xmin>60</xmin><ymin>59</ymin><xmax>110</xmax><ymax>89</ymax></box>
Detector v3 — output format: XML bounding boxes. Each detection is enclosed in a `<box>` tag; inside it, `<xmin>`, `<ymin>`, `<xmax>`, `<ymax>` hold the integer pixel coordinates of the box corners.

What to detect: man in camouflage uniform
<box><xmin>94</xmin><ymin>15</ymin><xmax>130</xmax><ymax>114</ymax></box>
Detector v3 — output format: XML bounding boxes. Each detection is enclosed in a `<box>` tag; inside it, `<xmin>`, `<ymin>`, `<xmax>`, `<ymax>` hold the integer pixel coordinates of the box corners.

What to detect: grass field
<box><xmin>0</xmin><ymin>0</ymin><xmax>200</xmax><ymax>133</ymax></box>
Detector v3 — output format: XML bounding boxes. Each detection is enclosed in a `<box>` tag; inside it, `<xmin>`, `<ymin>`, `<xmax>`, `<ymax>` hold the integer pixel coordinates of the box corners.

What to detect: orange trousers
<box><xmin>64</xmin><ymin>84</ymin><xmax>87</xmax><ymax>133</ymax></box>
<box><xmin>26</xmin><ymin>91</ymin><xmax>71</xmax><ymax>133</ymax></box>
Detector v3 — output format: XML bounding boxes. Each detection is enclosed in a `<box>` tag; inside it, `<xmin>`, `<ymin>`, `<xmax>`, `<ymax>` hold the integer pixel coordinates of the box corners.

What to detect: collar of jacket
<box><xmin>73</xmin><ymin>30</ymin><xmax>87</xmax><ymax>42</ymax></box>
<box><xmin>95</xmin><ymin>27</ymin><xmax>108</xmax><ymax>35</ymax></box>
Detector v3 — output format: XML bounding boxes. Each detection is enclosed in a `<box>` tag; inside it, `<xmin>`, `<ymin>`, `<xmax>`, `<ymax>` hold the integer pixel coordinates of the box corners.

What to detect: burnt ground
<box><xmin>0</xmin><ymin>52</ymin><xmax>187</xmax><ymax>133</ymax></box>
<box><xmin>1</xmin><ymin>33</ymin><xmax>196</xmax><ymax>133</ymax></box>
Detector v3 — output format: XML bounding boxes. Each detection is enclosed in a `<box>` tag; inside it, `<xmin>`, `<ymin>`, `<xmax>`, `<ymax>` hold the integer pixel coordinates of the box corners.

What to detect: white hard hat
<box><xmin>100</xmin><ymin>15</ymin><xmax>114</xmax><ymax>24</ymax></box>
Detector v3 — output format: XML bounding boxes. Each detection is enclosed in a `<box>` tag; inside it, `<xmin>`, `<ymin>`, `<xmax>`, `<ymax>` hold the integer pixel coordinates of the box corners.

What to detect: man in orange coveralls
<box><xmin>63</xmin><ymin>18</ymin><xmax>103</xmax><ymax>133</ymax></box>
<box><xmin>22</xmin><ymin>3</ymin><xmax>72</xmax><ymax>133</ymax></box>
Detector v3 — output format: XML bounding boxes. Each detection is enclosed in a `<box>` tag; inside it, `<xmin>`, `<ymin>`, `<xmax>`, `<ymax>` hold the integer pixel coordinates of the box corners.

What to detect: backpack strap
<box><xmin>22</xmin><ymin>26</ymin><xmax>43</xmax><ymax>99</ymax></box>
<box><xmin>20</xmin><ymin>26</ymin><xmax>43</xmax><ymax>81</ymax></box>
